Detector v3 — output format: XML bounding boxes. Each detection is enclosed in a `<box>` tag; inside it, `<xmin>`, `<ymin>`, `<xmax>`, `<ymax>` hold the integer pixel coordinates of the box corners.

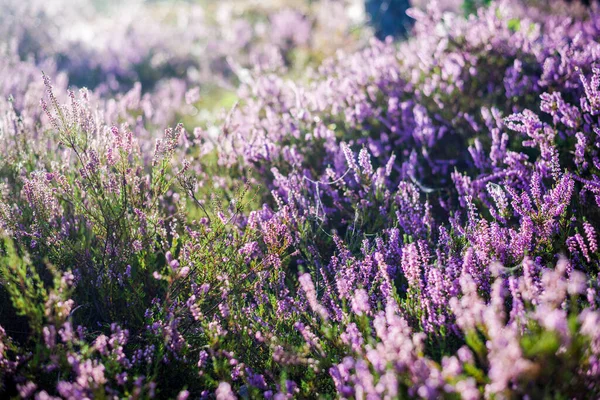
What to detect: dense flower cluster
<box><xmin>1</xmin><ymin>0</ymin><xmax>600</xmax><ymax>399</ymax></box>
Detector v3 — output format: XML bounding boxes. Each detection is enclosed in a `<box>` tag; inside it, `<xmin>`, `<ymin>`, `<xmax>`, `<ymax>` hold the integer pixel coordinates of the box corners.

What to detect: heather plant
<box><xmin>1</xmin><ymin>0</ymin><xmax>600</xmax><ymax>399</ymax></box>
<box><xmin>0</xmin><ymin>0</ymin><xmax>366</xmax><ymax>96</ymax></box>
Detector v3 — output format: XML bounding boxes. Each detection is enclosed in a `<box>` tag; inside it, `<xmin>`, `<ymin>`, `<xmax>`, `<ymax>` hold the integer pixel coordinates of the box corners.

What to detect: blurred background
<box><xmin>0</xmin><ymin>0</ymin><xmax>467</xmax><ymax>95</ymax></box>
<box><xmin>0</xmin><ymin>0</ymin><xmax>591</xmax><ymax>117</ymax></box>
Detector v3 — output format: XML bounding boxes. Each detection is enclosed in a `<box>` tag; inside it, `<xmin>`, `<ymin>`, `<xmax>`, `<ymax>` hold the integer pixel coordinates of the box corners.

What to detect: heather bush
<box><xmin>1</xmin><ymin>0</ymin><xmax>600</xmax><ymax>399</ymax></box>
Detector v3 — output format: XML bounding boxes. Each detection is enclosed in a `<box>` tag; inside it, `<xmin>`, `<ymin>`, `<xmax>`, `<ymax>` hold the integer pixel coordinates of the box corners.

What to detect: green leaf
<box><xmin>508</xmin><ymin>18</ymin><xmax>521</xmax><ymax>32</ymax></box>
